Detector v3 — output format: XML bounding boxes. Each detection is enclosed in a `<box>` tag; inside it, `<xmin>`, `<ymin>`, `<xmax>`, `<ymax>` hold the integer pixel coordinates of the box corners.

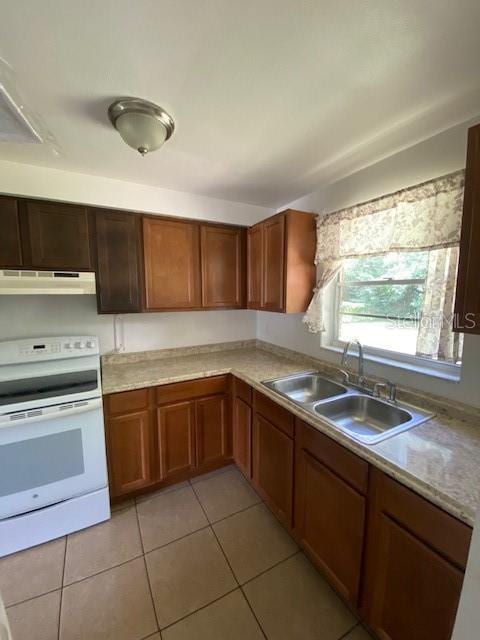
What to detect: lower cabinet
<box><xmin>233</xmin><ymin>396</ymin><xmax>252</xmax><ymax>477</ymax></box>
<box><xmin>362</xmin><ymin>468</ymin><xmax>471</xmax><ymax>640</ymax></box>
<box><xmin>105</xmin><ymin>376</ymin><xmax>232</xmax><ymax>498</ymax></box>
<box><xmin>158</xmin><ymin>400</ymin><xmax>196</xmax><ymax>480</ymax></box>
<box><xmin>253</xmin><ymin>409</ymin><xmax>294</xmax><ymax>527</ymax></box>
<box><xmin>295</xmin><ymin>419</ymin><xmax>368</xmax><ymax>606</ymax></box>
<box><xmin>195</xmin><ymin>394</ymin><xmax>229</xmax><ymax>469</ymax></box>
<box><xmin>106</xmin><ymin>408</ymin><xmax>155</xmax><ymax>498</ymax></box>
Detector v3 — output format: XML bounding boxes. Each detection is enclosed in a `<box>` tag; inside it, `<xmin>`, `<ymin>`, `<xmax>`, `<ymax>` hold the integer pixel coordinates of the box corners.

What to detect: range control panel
<box><xmin>0</xmin><ymin>336</ymin><xmax>99</xmax><ymax>364</ymax></box>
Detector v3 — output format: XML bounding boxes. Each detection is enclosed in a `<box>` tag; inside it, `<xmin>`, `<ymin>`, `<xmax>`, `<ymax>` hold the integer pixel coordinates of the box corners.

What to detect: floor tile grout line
<box><xmin>5</xmin><ymin>585</ymin><xmax>62</xmax><ymax>612</ymax></box>
<box><xmin>57</xmin><ymin>535</ymin><xmax>68</xmax><ymax>640</ymax></box>
<box><xmin>238</xmin><ymin>588</ymin><xmax>268</xmax><ymax>640</ymax></box>
<box><xmin>190</xmin><ymin>481</ymin><xmax>268</xmax><ymax>639</ymax></box>
<box><xmin>159</xmin><ymin>586</ymin><xmax>239</xmax><ymax>632</ymax></box>
<box><xmin>240</xmin><ymin>549</ymin><xmax>302</xmax><ymax>588</ymax></box>
<box><xmin>134</xmin><ymin>500</ymin><xmax>162</xmax><ymax>636</ymax></box>
<box><xmin>59</xmin><ymin>552</ymin><xmax>146</xmax><ymax>592</ymax></box>
<box><xmin>207</xmin><ymin>498</ymin><xmax>264</xmax><ymax>526</ymax></box>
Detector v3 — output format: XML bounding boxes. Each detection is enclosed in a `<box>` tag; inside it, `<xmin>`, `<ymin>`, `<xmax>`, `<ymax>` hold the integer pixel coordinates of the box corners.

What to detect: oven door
<box><xmin>0</xmin><ymin>398</ymin><xmax>108</xmax><ymax>519</ymax></box>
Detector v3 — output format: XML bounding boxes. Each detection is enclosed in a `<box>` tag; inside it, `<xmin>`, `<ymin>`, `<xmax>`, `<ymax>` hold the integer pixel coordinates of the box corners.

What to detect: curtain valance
<box><xmin>304</xmin><ymin>169</ymin><xmax>465</xmax><ymax>335</ymax></box>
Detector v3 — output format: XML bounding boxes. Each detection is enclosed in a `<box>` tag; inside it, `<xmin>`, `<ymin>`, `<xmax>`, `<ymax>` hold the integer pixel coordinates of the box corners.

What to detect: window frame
<box><xmin>321</xmin><ymin>262</ymin><xmax>462</xmax><ymax>382</ymax></box>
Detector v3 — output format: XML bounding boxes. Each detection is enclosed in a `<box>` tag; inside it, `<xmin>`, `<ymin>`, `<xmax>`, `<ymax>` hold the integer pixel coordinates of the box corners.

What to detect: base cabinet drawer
<box><xmin>253</xmin><ymin>413</ymin><xmax>293</xmax><ymax>527</ymax></box>
<box><xmin>106</xmin><ymin>409</ymin><xmax>155</xmax><ymax>498</ymax></box>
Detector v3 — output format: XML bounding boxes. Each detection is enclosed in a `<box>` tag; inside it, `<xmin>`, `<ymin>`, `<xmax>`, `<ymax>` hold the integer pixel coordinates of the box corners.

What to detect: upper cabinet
<box><xmin>454</xmin><ymin>123</ymin><xmax>480</xmax><ymax>333</ymax></box>
<box><xmin>0</xmin><ymin>196</ymin><xmax>23</xmax><ymax>267</ymax></box>
<box><xmin>25</xmin><ymin>200</ymin><xmax>92</xmax><ymax>270</ymax></box>
<box><xmin>93</xmin><ymin>209</ymin><xmax>143</xmax><ymax>313</ymax></box>
<box><xmin>247</xmin><ymin>209</ymin><xmax>316</xmax><ymax>313</ymax></box>
<box><xmin>201</xmin><ymin>225</ymin><xmax>245</xmax><ymax>308</ymax></box>
<box><xmin>143</xmin><ymin>217</ymin><xmax>201</xmax><ymax>310</ymax></box>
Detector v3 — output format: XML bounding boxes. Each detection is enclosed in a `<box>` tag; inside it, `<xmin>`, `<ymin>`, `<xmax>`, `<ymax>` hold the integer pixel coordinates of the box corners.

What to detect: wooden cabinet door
<box><xmin>295</xmin><ymin>448</ymin><xmax>366</xmax><ymax>606</ymax></box>
<box><xmin>201</xmin><ymin>225</ymin><xmax>245</xmax><ymax>308</ymax></box>
<box><xmin>94</xmin><ymin>210</ymin><xmax>142</xmax><ymax>313</ymax></box>
<box><xmin>364</xmin><ymin>514</ymin><xmax>464</xmax><ymax>640</ymax></box>
<box><xmin>158</xmin><ymin>400</ymin><xmax>196</xmax><ymax>480</ymax></box>
<box><xmin>263</xmin><ymin>214</ymin><xmax>285</xmax><ymax>311</ymax></box>
<box><xmin>0</xmin><ymin>197</ymin><xmax>23</xmax><ymax>267</ymax></box>
<box><xmin>233</xmin><ymin>396</ymin><xmax>252</xmax><ymax>477</ymax></box>
<box><xmin>247</xmin><ymin>224</ymin><xmax>263</xmax><ymax>309</ymax></box>
<box><xmin>253</xmin><ymin>413</ymin><xmax>293</xmax><ymax>526</ymax></box>
<box><xmin>196</xmin><ymin>394</ymin><xmax>229</xmax><ymax>469</ymax></box>
<box><xmin>25</xmin><ymin>200</ymin><xmax>92</xmax><ymax>270</ymax></box>
<box><xmin>106</xmin><ymin>410</ymin><xmax>153</xmax><ymax>498</ymax></box>
<box><xmin>143</xmin><ymin>217</ymin><xmax>201</xmax><ymax>310</ymax></box>
<box><xmin>454</xmin><ymin>123</ymin><xmax>480</xmax><ymax>333</ymax></box>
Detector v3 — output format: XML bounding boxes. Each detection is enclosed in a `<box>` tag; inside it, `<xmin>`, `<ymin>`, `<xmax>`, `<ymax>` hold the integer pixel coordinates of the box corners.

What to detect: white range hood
<box><xmin>0</xmin><ymin>270</ymin><xmax>96</xmax><ymax>295</ymax></box>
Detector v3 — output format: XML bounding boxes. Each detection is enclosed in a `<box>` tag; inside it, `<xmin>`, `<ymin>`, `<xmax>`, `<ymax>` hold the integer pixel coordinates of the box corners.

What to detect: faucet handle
<box><xmin>373</xmin><ymin>382</ymin><xmax>388</xmax><ymax>398</ymax></box>
<box><xmin>339</xmin><ymin>369</ymin><xmax>350</xmax><ymax>384</ymax></box>
<box><xmin>388</xmin><ymin>382</ymin><xmax>397</xmax><ymax>403</ymax></box>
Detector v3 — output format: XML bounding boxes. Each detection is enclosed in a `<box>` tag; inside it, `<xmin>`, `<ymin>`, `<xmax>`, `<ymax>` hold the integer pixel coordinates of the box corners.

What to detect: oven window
<box><xmin>0</xmin><ymin>429</ymin><xmax>85</xmax><ymax>496</ymax></box>
<box><xmin>0</xmin><ymin>370</ymin><xmax>98</xmax><ymax>406</ymax></box>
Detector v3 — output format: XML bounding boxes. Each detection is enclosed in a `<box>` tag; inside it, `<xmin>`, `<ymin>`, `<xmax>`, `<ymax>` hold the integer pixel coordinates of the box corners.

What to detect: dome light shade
<box><xmin>108</xmin><ymin>98</ymin><xmax>174</xmax><ymax>156</ymax></box>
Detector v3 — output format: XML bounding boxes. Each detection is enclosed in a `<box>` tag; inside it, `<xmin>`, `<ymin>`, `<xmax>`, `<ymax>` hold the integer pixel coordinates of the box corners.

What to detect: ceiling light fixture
<box><xmin>108</xmin><ymin>97</ymin><xmax>175</xmax><ymax>156</ymax></box>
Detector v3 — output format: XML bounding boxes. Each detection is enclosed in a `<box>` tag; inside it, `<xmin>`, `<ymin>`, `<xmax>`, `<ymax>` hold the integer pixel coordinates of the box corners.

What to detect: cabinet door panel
<box><xmin>247</xmin><ymin>224</ymin><xmax>263</xmax><ymax>309</ymax></box>
<box><xmin>365</xmin><ymin>514</ymin><xmax>464</xmax><ymax>640</ymax></box>
<box><xmin>95</xmin><ymin>210</ymin><xmax>142</xmax><ymax>313</ymax></box>
<box><xmin>253</xmin><ymin>414</ymin><xmax>293</xmax><ymax>526</ymax></box>
<box><xmin>263</xmin><ymin>214</ymin><xmax>285</xmax><ymax>311</ymax></box>
<box><xmin>26</xmin><ymin>201</ymin><xmax>92</xmax><ymax>270</ymax></box>
<box><xmin>233</xmin><ymin>396</ymin><xmax>252</xmax><ymax>477</ymax></box>
<box><xmin>295</xmin><ymin>449</ymin><xmax>365</xmax><ymax>605</ymax></box>
<box><xmin>196</xmin><ymin>395</ymin><xmax>229</xmax><ymax>468</ymax></box>
<box><xmin>143</xmin><ymin>217</ymin><xmax>201</xmax><ymax>310</ymax></box>
<box><xmin>106</xmin><ymin>410</ymin><xmax>153</xmax><ymax>498</ymax></box>
<box><xmin>158</xmin><ymin>401</ymin><xmax>196</xmax><ymax>479</ymax></box>
<box><xmin>454</xmin><ymin>123</ymin><xmax>480</xmax><ymax>332</ymax></box>
<box><xmin>201</xmin><ymin>225</ymin><xmax>244</xmax><ymax>308</ymax></box>
<box><xmin>0</xmin><ymin>197</ymin><xmax>23</xmax><ymax>267</ymax></box>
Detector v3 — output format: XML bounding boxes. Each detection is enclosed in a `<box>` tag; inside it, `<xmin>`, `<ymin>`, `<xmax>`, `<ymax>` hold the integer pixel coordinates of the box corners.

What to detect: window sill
<box><xmin>321</xmin><ymin>343</ymin><xmax>461</xmax><ymax>383</ymax></box>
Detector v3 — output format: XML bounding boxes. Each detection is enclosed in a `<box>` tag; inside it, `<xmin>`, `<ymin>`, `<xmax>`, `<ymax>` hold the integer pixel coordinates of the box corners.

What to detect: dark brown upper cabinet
<box><xmin>201</xmin><ymin>224</ymin><xmax>245</xmax><ymax>308</ymax></box>
<box><xmin>454</xmin><ymin>123</ymin><xmax>480</xmax><ymax>333</ymax></box>
<box><xmin>143</xmin><ymin>216</ymin><xmax>202</xmax><ymax>310</ymax></box>
<box><xmin>25</xmin><ymin>200</ymin><xmax>92</xmax><ymax>271</ymax></box>
<box><xmin>0</xmin><ymin>196</ymin><xmax>23</xmax><ymax>267</ymax></box>
<box><xmin>93</xmin><ymin>209</ymin><xmax>143</xmax><ymax>313</ymax></box>
<box><xmin>247</xmin><ymin>209</ymin><xmax>316</xmax><ymax>313</ymax></box>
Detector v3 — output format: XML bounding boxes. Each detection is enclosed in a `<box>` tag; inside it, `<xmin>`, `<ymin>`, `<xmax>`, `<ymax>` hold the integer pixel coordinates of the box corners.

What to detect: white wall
<box><xmin>0</xmin><ymin>159</ymin><xmax>272</xmax><ymax>225</ymax></box>
<box><xmin>0</xmin><ymin>296</ymin><xmax>257</xmax><ymax>354</ymax></box>
<box><xmin>258</xmin><ymin>117</ymin><xmax>480</xmax><ymax>407</ymax></box>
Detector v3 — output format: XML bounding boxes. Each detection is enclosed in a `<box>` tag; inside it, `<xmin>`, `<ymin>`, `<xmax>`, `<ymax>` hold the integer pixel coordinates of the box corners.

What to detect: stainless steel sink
<box><xmin>263</xmin><ymin>372</ymin><xmax>347</xmax><ymax>404</ymax></box>
<box><xmin>262</xmin><ymin>372</ymin><xmax>433</xmax><ymax>444</ymax></box>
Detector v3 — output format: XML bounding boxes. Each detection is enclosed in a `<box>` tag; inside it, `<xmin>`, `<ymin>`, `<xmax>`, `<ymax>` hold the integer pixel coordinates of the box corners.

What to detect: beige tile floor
<box><xmin>0</xmin><ymin>465</ymin><xmax>374</xmax><ymax>640</ymax></box>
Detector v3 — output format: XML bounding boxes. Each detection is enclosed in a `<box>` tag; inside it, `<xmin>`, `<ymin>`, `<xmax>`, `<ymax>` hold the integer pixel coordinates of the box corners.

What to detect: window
<box><xmin>331</xmin><ymin>250</ymin><xmax>463</xmax><ymax>367</ymax></box>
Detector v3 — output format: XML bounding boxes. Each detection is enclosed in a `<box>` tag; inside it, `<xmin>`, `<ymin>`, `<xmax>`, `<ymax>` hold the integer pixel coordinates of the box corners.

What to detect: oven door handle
<box><xmin>0</xmin><ymin>397</ymin><xmax>103</xmax><ymax>428</ymax></box>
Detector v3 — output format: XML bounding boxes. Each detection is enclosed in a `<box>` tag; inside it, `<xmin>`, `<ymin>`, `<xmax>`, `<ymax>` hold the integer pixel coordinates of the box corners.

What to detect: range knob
<box><xmin>64</xmin><ymin>342</ymin><xmax>73</xmax><ymax>349</ymax></box>
<box><xmin>74</xmin><ymin>341</ymin><xmax>85</xmax><ymax>349</ymax></box>
<box><xmin>85</xmin><ymin>340</ymin><xmax>95</xmax><ymax>349</ymax></box>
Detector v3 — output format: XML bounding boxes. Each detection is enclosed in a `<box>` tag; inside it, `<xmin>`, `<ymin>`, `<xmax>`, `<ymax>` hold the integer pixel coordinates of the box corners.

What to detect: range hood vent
<box><xmin>0</xmin><ymin>270</ymin><xmax>96</xmax><ymax>295</ymax></box>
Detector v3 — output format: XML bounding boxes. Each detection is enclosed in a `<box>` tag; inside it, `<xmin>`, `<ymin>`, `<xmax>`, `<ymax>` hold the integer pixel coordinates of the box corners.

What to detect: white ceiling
<box><xmin>0</xmin><ymin>0</ymin><xmax>479</xmax><ymax>208</ymax></box>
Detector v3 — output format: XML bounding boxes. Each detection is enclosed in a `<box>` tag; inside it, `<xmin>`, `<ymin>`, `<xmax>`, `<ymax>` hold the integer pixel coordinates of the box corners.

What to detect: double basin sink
<box><xmin>262</xmin><ymin>372</ymin><xmax>433</xmax><ymax>444</ymax></box>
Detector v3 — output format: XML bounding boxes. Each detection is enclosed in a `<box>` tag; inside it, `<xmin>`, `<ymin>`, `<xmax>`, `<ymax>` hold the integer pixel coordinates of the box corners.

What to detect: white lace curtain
<box><xmin>303</xmin><ymin>170</ymin><xmax>465</xmax><ymax>361</ymax></box>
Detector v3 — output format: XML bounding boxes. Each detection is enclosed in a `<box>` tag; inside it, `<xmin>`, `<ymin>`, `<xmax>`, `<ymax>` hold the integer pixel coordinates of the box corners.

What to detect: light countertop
<box><xmin>101</xmin><ymin>342</ymin><xmax>480</xmax><ymax>527</ymax></box>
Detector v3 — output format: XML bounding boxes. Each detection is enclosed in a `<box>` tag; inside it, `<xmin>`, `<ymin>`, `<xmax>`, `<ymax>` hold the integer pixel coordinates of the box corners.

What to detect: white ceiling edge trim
<box><xmin>0</xmin><ymin>159</ymin><xmax>273</xmax><ymax>226</ymax></box>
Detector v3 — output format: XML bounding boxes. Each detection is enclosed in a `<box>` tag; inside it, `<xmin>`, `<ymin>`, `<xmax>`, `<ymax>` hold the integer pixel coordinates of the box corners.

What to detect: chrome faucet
<box><xmin>341</xmin><ymin>340</ymin><xmax>366</xmax><ymax>388</ymax></box>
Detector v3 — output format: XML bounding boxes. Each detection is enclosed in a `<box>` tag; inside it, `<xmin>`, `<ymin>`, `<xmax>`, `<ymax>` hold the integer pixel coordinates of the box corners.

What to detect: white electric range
<box><xmin>0</xmin><ymin>336</ymin><xmax>110</xmax><ymax>557</ymax></box>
